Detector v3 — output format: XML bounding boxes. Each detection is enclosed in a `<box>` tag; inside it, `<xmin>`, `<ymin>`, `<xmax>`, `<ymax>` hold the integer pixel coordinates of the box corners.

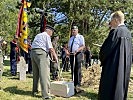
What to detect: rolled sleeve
<box><xmin>80</xmin><ymin>35</ymin><xmax>85</xmax><ymax>46</ymax></box>
<box><xmin>46</xmin><ymin>36</ymin><xmax>53</xmax><ymax>50</ymax></box>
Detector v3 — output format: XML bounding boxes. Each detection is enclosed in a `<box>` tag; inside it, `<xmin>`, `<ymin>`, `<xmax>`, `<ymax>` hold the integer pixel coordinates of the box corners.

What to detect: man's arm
<box><xmin>76</xmin><ymin>35</ymin><xmax>85</xmax><ymax>53</ymax></box>
<box><xmin>49</xmin><ymin>48</ymin><xmax>58</xmax><ymax>63</ymax></box>
<box><xmin>76</xmin><ymin>45</ymin><xmax>85</xmax><ymax>53</ymax></box>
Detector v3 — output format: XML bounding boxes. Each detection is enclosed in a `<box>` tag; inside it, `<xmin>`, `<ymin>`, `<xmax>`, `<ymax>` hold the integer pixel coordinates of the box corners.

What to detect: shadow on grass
<box><xmin>75</xmin><ymin>91</ymin><xmax>98</xmax><ymax>100</ymax></box>
<box><xmin>130</xmin><ymin>77</ymin><xmax>133</xmax><ymax>80</ymax></box>
<box><xmin>4</xmin><ymin>86</ymin><xmax>33</xmax><ymax>97</ymax></box>
<box><xmin>3</xmin><ymin>60</ymin><xmax>10</xmax><ymax>66</ymax></box>
<box><xmin>9</xmin><ymin>77</ymin><xmax>19</xmax><ymax>80</ymax></box>
<box><xmin>2</xmin><ymin>69</ymin><xmax>11</xmax><ymax>77</ymax></box>
<box><xmin>3</xmin><ymin>71</ymin><xmax>19</xmax><ymax>80</ymax></box>
<box><xmin>3</xmin><ymin>68</ymin><xmax>33</xmax><ymax>79</ymax></box>
<box><xmin>26</xmin><ymin>74</ymin><xmax>33</xmax><ymax>78</ymax></box>
<box><xmin>3</xmin><ymin>70</ymin><xmax>18</xmax><ymax>80</ymax></box>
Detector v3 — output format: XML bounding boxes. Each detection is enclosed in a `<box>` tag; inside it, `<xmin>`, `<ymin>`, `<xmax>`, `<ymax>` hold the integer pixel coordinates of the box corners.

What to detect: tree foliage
<box><xmin>1</xmin><ymin>0</ymin><xmax>133</xmax><ymax>54</ymax></box>
<box><xmin>29</xmin><ymin>0</ymin><xmax>133</xmax><ymax>53</ymax></box>
<box><xmin>0</xmin><ymin>0</ymin><xmax>18</xmax><ymax>54</ymax></box>
<box><xmin>0</xmin><ymin>0</ymin><xmax>17</xmax><ymax>38</ymax></box>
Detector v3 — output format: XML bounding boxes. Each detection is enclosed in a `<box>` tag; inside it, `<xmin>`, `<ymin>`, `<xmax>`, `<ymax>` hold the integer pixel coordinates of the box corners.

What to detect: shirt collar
<box><xmin>118</xmin><ymin>23</ymin><xmax>125</xmax><ymax>26</ymax></box>
<box><xmin>73</xmin><ymin>33</ymin><xmax>79</xmax><ymax>38</ymax></box>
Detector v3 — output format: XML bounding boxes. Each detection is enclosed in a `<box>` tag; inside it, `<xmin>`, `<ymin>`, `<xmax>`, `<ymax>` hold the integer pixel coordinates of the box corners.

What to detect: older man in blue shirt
<box><xmin>68</xmin><ymin>26</ymin><xmax>85</xmax><ymax>93</ymax></box>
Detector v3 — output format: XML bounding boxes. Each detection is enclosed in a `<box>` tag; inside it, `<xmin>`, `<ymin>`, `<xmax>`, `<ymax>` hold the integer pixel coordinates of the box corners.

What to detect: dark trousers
<box><xmin>27</xmin><ymin>58</ymin><xmax>32</xmax><ymax>73</ymax></box>
<box><xmin>62</xmin><ymin>57</ymin><xmax>70</xmax><ymax>71</ymax></box>
<box><xmin>50</xmin><ymin>61</ymin><xmax>58</xmax><ymax>80</ymax></box>
<box><xmin>70</xmin><ymin>52</ymin><xmax>82</xmax><ymax>86</ymax></box>
<box><xmin>85</xmin><ymin>58</ymin><xmax>91</xmax><ymax>68</ymax></box>
<box><xmin>10</xmin><ymin>59</ymin><xmax>17</xmax><ymax>75</ymax></box>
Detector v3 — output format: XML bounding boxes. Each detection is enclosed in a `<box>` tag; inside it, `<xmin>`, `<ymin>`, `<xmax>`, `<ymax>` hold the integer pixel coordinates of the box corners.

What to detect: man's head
<box><xmin>45</xmin><ymin>25</ymin><xmax>55</xmax><ymax>36</ymax></box>
<box><xmin>71</xmin><ymin>26</ymin><xmax>78</xmax><ymax>36</ymax></box>
<box><xmin>109</xmin><ymin>11</ymin><xmax>125</xmax><ymax>28</ymax></box>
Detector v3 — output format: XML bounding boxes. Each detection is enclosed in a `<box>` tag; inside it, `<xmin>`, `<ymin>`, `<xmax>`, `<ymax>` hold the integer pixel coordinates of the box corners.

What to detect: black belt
<box><xmin>32</xmin><ymin>48</ymin><xmax>48</xmax><ymax>54</ymax></box>
<box><xmin>32</xmin><ymin>48</ymin><xmax>47</xmax><ymax>52</ymax></box>
<box><xmin>32</xmin><ymin>48</ymin><xmax>42</xmax><ymax>50</ymax></box>
<box><xmin>70</xmin><ymin>52</ymin><xmax>81</xmax><ymax>55</ymax></box>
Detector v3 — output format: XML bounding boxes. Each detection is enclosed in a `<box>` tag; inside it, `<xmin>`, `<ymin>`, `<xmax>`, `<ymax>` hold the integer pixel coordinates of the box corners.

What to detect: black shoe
<box><xmin>26</xmin><ymin>71</ymin><xmax>32</xmax><ymax>74</ymax></box>
<box><xmin>75</xmin><ymin>86</ymin><xmax>84</xmax><ymax>94</ymax></box>
<box><xmin>32</xmin><ymin>92</ymin><xmax>37</xmax><ymax>97</ymax></box>
<box><xmin>12</xmin><ymin>73</ymin><xmax>16</xmax><ymax>76</ymax></box>
<box><xmin>66</xmin><ymin>69</ymin><xmax>70</xmax><ymax>72</ymax></box>
<box><xmin>29</xmin><ymin>72</ymin><xmax>32</xmax><ymax>74</ymax></box>
<box><xmin>74</xmin><ymin>88</ymin><xmax>78</xmax><ymax>94</ymax></box>
<box><xmin>62</xmin><ymin>69</ymin><xmax>65</xmax><ymax>72</ymax></box>
<box><xmin>32</xmin><ymin>91</ymin><xmax>39</xmax><ymax>97</ymax></box>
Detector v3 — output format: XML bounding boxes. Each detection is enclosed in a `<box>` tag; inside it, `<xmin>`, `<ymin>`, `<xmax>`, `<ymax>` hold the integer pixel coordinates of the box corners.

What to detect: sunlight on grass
<box><xmin>0</xmin><ymin>59</ymin><xmax>133</xmax><ymax>100</ymax></box>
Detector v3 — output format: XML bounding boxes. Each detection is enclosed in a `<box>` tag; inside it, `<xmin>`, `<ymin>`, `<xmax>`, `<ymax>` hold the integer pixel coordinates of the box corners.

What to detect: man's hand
<box><xmin>74</xmin><ymin>50</ymin><xmax>78</xmax><ymax>55</ymax></box>
<box><xmin>53</xmin><ymin>57</ymin><xmax>58</xmax><ymax>63</ymax></box>
<box><xmin>49</xmin><ymin>48</ymin><xmax>58</xmax><ymax>63</ymax></box>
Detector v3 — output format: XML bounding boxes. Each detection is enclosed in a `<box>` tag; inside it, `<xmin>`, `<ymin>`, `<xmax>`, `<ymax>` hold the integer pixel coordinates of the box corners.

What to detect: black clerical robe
<box><xmin>98</xmin><ymin>25</ymin><xmax>132</xmax><ymax>100</ymax></box>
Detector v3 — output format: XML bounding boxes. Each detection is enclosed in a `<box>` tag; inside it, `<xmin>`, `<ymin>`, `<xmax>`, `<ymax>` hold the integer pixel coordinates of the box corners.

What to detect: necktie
<box><xmin>70</xmin><ymin>37</ymin><xmax>75</xmax><ymax>52</ymax></box>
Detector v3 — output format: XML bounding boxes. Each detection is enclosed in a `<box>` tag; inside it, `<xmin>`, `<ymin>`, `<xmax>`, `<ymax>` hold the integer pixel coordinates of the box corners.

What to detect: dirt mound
<box><xmin>81</xmin><ymin>64</ymin><xmax>133</xmax><ymax>94</ymax></box>
<box><xmin>81</xmin><ymin>64</ymin><xmax>101</xmax><ymax>87</ymax></box>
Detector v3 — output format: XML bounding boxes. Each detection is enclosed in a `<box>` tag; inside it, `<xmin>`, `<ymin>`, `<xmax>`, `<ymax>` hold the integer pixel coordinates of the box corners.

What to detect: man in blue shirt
<box><xmin>67</xmin><ymin>25</ymin><xmax>85</xmax><ymax>93</ymax></box>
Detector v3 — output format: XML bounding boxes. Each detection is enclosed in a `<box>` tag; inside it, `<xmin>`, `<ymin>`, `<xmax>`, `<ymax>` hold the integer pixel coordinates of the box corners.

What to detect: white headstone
<box><xmin>17</xmin><ymin>57</ymin><xmax>28</xmax><ymax>80</ymax></box>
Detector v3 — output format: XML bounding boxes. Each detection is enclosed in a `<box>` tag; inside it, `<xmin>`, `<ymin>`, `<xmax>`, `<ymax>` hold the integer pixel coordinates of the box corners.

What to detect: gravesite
<box><xmin>0</xmin><ymin>0</ymin><xmax>133</xmax><ymax>100</ymax></box>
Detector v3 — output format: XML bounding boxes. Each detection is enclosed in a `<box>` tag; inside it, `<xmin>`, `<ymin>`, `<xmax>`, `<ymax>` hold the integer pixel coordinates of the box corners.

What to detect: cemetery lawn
<box><xmin>0</xmin><ymin>59</ymin><xmax>133</xmax><ymax>100</ymax></box>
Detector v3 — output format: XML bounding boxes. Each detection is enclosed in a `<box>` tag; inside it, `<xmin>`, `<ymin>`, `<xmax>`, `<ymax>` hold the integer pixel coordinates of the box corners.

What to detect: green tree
<box><xmin>29</xmin><ymin>0</ymin><xmax>133</xmax><ymax>53</ymax></box>
<box><xmin>0</xmin><ymin>0</ymin><xmax>18</xmax><ymax>55</ymax></box>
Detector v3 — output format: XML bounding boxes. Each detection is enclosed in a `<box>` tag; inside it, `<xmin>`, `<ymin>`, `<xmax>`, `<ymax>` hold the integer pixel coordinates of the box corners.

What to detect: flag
<box><xmin>16</xmin><ymin>0</ymin><xmax>31</xmax><ymax>53</ymax></box>
<box><xmin>40</xmin><ymin>14</ymin><xmax>47</xmax><ymax>32</ymax></box>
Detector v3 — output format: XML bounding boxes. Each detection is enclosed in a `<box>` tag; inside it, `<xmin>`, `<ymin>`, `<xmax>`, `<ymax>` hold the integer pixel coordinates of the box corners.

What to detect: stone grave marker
<box><xmin>17</xmin><ymin>56</ymin><xmax>28</xmax><ymax>80</ymax></box>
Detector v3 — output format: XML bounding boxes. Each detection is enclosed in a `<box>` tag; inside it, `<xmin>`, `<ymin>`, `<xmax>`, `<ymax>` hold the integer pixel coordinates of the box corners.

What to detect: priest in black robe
<box><xmin>98</xmin><ymin>11</ymin><xmax>132</xmax><ymax>100</ymax></box>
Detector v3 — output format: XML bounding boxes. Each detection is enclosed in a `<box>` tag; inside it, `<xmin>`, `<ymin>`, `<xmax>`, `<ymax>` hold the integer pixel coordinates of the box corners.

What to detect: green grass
<box><xmin>0</xmin><ymin>59</ymin><xmax>133</xmax><ymax>100</ymax></box>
